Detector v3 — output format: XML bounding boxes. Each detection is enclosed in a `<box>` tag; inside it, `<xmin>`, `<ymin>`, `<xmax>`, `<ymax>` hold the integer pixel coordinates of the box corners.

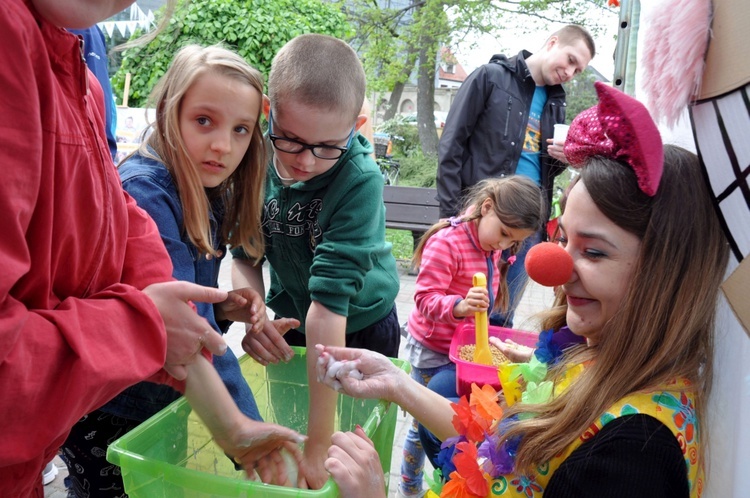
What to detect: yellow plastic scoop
<box><xmin>472</xmin><ymin>272</ymin><xmax>493</xmax><ymax>365</ymax></box>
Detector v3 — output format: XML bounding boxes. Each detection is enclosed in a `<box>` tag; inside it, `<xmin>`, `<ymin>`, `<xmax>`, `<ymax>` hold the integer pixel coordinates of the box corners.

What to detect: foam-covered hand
<box><xmin>251</xmin><ymin>446</ymin><xmax>302</xmax><ymax>487</ymax></box>
<box><xmin>315</xmin><ymin>345</ymin><xmax>403</xmax><ymax>402</ymax></box>
<box><xmin>219</xmin><ymin>421</ymin><xmax>305</xmax><ymax>486</ymax></box>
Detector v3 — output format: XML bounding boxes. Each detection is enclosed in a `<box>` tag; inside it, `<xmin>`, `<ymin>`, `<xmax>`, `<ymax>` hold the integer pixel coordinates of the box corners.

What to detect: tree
<box><xmin>113</xmin><ymin>0</ymin><xmax>351</xmax><ymax>108</ymax></box>
<box><xmin>347</xmin><ymin>0</ymin><xmax>618</xmax><ymax>157</ymax></box>
<box><xmin>414</xmin><ymin>1</ymin><xmax>448</xmax><ymax>156</ymax></box>
<box><xmin>563</xmin><ymin>68</ymin><xmax>600</xmax><ymax>123</ymax></box>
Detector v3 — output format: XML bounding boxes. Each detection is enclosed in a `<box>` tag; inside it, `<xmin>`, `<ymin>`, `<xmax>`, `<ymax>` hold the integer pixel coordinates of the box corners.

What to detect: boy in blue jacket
<box><xmin>232</xmin><ymin>33</ymin><xmax>400</xmax><ymax>489</ymax></box>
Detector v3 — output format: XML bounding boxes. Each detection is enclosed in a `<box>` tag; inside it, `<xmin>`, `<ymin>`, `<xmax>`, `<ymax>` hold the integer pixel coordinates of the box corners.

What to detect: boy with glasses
<box><xmin>231</xmin><ymin>33</ymin><xmax>401</xmax><ymax>489</ymax></box>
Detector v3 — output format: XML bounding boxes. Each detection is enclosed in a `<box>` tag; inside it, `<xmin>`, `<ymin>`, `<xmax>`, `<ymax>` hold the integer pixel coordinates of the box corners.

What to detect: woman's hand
<box><xmin>242</xmin><ymin>317</ymin><xmax>299</xmax><ymax>366</ymax></box>
<box><xmin>142</xmin><ymin>281</ymin><xmax>228</xmax><ymax>380</ymax></box>
<box><xmin>325</xmin><ymin>427</ymin><xmax>386</xmax><ymax>498</ymax></box>
<box><xmin>489</xmin><ymin>336</ymin><xmax>534</xmax><ymax>363</ymax></box>
<box><xmin>318</xmin><ymin>345</ymin><xmax>458</xmax><ymax>443</ymax></box>
<box><xmin>453</xmin><ymin>285</ymin><xmax>489</xmax><ymax>318</ymax></box>
<box><xmin>215</xmin><ymin>287</ymin><xmax>266</xmax><ymax>333</ymax></box>
<box><xmin>315</xmin><ymin>345</ymin><xmax>403</xmax><ymax>403</ymax></box>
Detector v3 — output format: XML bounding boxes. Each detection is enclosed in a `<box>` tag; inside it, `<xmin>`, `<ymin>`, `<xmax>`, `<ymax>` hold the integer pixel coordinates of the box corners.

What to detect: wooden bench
<box><xmin>383</xmin><ymin>185</ymin><xmax>440</xmax><ymax>234</ymax></box>
<box><xmin>384</xmin><ymin>185</ymin><xmax>439</xmax><ymax>276</ymax></box>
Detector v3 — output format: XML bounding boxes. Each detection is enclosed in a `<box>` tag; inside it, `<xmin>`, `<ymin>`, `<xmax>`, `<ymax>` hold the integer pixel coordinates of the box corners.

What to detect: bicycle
<box><xmin>373</xmin><ymin>132</ymin><xmax>400</xmax><ymax>185</ymax></box>
<box><xmin>377</xmin><ymin>156</ymin><xmax>400</xmax><ymax>185</ymax></box>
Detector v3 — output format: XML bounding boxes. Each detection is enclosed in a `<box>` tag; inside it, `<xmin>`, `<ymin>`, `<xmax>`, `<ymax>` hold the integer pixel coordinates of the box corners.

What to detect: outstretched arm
<box><xmin>315</xmin><ymin>345</ymin><xmax>457</xmax><ymax>442</ymax></box>
<box><xmin>183</xmin><ymin>354</ymin><xmax>304</xmax><ymax>484</ymax></box>
<box><xmin>297</xmin><ymin>302</ymin><xmax>347</xmax><ymax>490</ymax></box>
<box><xmin>489</xmin><ymin>336</ymin><xmax>534</xmax><ymax>363</ymax></box>
<box><xmin>215</xmin><ymin>287</ymin><xmax>266</xmax><ymax>334</ymax></box>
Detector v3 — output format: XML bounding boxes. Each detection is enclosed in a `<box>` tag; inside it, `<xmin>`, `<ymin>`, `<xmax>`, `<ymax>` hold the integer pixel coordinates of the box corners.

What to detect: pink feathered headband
<box><xmin>564</xmin><ymin>82</ymin><xmax>664</xmax><ymax>196</ymax></box>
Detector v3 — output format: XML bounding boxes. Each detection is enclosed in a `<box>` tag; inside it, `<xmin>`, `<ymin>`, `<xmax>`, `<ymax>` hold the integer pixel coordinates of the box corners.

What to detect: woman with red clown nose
<box><xmin>315</xmin><ymin>82</ymin><xmax>728</xmax><ymax>498</ymax></box>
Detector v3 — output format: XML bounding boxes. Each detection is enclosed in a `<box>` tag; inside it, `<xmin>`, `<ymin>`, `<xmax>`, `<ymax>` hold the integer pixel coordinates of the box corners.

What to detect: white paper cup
<box><xmin>553</xmin><ymin>124</ymin><xmax>570</xmax><ymax>144</ymax></box>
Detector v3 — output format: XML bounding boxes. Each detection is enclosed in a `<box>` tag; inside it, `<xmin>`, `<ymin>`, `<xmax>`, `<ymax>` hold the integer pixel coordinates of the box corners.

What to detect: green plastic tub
<box><xmin>107</xmin><ymin>348</ymin><xmax>408</xmax><ymax>497</ymax></box>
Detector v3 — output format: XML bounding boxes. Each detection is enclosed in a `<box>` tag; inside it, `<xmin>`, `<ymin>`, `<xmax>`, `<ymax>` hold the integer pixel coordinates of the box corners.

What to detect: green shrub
<box><xmin>397</xmin><ymin>152</ymin><xmax>438</xmax><ymax>188</ymax></box>
<box><xmin>389</xmin><ymin>126</ymin><xmax>420</xmax><ymax>158</ymax></box>
<box><xmin>112</xmin><ymin>0</ymin><xmax>350</xmax><ymax>108</ymax></box>
<box><xmin>386</xmin><ymin>228</ymin><xmax>414</xmax><ymax>261</ymax></box>
<box><xmin>377</xmin><ymin>117</ymin><xmax>420</xmax><ymax>157</ymax></box>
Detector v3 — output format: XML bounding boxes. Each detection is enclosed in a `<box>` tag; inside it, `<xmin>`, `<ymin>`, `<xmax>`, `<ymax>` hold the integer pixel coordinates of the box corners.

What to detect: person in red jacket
<box><xmin>0</xmin><ymin>1</ymin><xmax>300</xmax><ymax>496</ymax></box>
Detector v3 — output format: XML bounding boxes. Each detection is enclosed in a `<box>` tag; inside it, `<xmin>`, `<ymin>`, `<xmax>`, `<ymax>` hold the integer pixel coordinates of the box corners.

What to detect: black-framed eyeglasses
<box><xmin>267</xmin><ymin>109</ymin><xmax>355</xmax><ymax>160</ymax></box>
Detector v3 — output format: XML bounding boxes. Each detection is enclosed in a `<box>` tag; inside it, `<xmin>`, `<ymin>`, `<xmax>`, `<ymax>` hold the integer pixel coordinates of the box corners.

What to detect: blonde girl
<box><xmin>61</xmin><ymin>45</ymin><xmax>293</xmax><ymax>495</ymax></box>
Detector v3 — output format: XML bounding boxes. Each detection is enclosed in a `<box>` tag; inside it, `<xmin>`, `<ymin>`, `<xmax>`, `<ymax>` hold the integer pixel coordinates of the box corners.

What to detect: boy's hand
<box><xmin>215</xmin><ymin>287</ymin><xmax>266</xmax><ymax>333</ymax></box>
<box><xmin>325</xmin><ymin>427</ymin><xmax>386</xmax><ymax>498</ymax></box>
<box><xmin>453</xmin><ymin>285</ymin><xmax>489</xmax><ymax>318</ymax></box>
<box><xmin>298</xmin><ymin>445</ymin><xmax>329</xmax><ymax>490</ymax></box>
<box><xmin>242</xmin><ymin>317</ymin><xmax>298</xmax><ymax>366</ymax></box>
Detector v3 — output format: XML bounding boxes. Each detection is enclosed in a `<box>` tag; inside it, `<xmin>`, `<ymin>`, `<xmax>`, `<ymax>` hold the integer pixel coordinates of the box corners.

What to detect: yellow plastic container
<box><xmin>107</xmin><ymin>348</ymin><xmax>408</xmax><ymax>497</ymax></box>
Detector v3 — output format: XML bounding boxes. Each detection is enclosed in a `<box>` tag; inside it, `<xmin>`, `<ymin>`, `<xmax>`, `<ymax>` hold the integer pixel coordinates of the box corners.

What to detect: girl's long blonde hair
<box><xmin>504</xmin><ymin>145</ymin><xmax>729</xmax><ymax>473</ymax></box>
<box><xmin>140</xmin><ymin>45</ymin><xmax>266</xmax><ymax>260</ymax></box>
<box><xmin>413</xmin><ymin>176</ymin><xmax>545</xmax><ymax>313</ymax></box>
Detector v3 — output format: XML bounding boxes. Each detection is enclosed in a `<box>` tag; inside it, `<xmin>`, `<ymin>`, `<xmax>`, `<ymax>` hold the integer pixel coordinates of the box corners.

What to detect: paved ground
<box><xmin>45</xmin><ymin>259</ymin><xmax>554</xmax><ymax>497</ymax></box>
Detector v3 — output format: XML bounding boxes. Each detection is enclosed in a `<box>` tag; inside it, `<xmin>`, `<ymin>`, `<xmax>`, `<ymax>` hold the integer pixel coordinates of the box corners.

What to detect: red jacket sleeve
<box><xmin>0</xmin><ymin>3</ymin><xmax>174</xmax><ymax>465</ymax></box>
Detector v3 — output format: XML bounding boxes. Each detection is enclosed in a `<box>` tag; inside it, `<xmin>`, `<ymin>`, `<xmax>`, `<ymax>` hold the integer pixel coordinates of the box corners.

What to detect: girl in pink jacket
<box><xmin>398</xmin><ymin>176</ymin><xmax>544</xmax><ymax>498</ymax></box>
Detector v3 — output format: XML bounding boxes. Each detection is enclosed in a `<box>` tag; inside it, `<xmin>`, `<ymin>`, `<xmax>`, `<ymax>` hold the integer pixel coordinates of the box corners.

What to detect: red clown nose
<box><xmin>525</xmin><ymin>242</ymin><xmax>573</xmax><ymax>287</ymax></box>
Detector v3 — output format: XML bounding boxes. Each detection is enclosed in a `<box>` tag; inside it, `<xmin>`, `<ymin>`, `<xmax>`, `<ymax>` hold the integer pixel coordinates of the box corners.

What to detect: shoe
<box><xmin>400</xmin><ymin>322</ymin><xmax>409</xmax><ymax>338</ymax></box>
<box><xmin>42</xmin><ymin>461</ymin><xmax>58</xmax><ymax>485</ymax></box>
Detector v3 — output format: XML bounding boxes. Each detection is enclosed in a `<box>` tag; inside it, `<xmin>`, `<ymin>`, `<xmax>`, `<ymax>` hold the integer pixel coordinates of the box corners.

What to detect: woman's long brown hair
<box><xmin>504</xmin><ymin>145</ymin><xmax>729</xmax><ymax>473</ymax></box>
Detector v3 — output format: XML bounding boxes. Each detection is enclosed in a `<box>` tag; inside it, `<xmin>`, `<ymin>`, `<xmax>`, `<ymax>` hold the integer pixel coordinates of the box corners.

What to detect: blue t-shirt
<box><xmin>515</xmin><ymin>86</ymin><xmax>547</xmax><ymax>186</ymax></box>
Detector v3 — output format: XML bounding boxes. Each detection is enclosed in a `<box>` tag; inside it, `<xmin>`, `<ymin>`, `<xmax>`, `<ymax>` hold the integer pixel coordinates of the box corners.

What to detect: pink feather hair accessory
<box><xmin>564</xmin><ymin>82</ymin><xmax>664</xmax><ymax>196</ymax></box>
<box><xmin>641</xmin><ymin>0</ymin><xmax>712</xmax><ymax>127</ymax></box>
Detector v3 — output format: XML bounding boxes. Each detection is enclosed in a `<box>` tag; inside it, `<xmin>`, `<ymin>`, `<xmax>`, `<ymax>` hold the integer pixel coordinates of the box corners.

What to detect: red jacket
<box><xmin>0</xmin><ymin>2</ymin><xmax>174</xmax><ymax>494</ymax></box>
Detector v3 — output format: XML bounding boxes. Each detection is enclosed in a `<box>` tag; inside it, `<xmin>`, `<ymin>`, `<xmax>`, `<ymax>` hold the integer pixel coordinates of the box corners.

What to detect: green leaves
<box><xmin>113</xmin><ymin>0</ymin><xmax>350</xmax><ymax>108</ymax></box>
<box><xmin>562</xmin><ymin>69</ymin><xmax>599</xmax><ymax>124</ymax></box>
